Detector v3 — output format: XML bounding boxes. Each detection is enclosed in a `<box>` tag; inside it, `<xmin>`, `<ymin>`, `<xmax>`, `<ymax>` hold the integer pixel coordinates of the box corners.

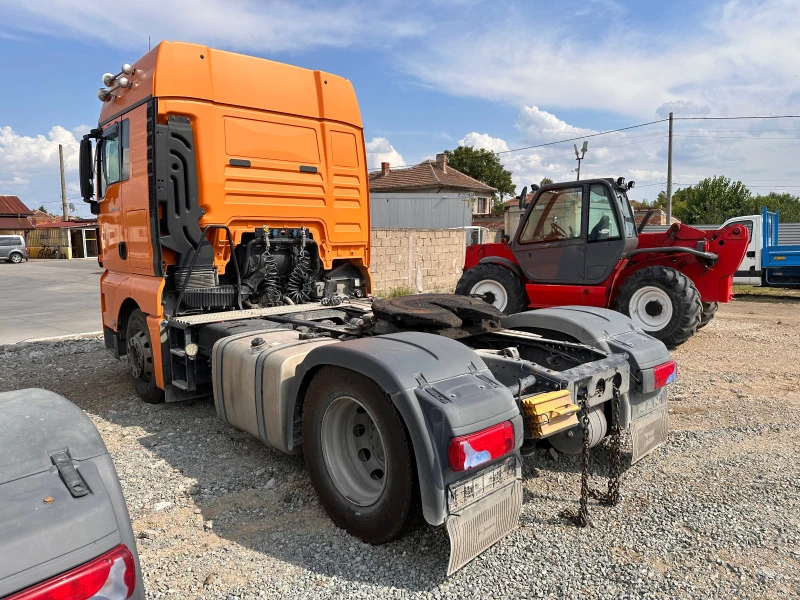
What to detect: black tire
<box><xmin>614</xmin><ymin>266</ymin><xmax>702</xmax><ymax>348</ymax></box>
<box><xmin>303</xmin><ymin>367</ymin><xmax>416</xmax><ymax>544</ymax></box>
<box><xmin>455</xmin><ymin>263</ymin><xmax>528</xmax><ymax>315</ymax></box>
<box><xmin>698</xmin><ymin>302</ymin><xmax>718</xmax><ymax>329</ymax></box>
<box><xmin>125</xmin><ymin>309</ymin><xmax>165</xmax><ymax>404</ymax></box>
<box><xmin>9</xmin><ymin>252</ymin><xmax>23</xmax><ymax>264</ymax></box>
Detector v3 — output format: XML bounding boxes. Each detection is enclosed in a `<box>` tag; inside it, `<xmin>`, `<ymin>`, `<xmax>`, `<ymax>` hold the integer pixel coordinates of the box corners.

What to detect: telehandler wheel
<box><xmin>614</xmin><ymin>266</ymin><xmax>701</xmax><ymax>348</ymax></box>
<box><xmin>698</xmin><ymin>301</ymin><xmax>719</xmax><ymax>329</ymax></box>
<box><xmin>125</xmin><ymin>309</ymin><xmax>164</xmax><ymax>404</ymax></box>
<box><xmin>303</xmin><ymin>367</ymin><xmax>416</xmax><ymax>544</ymax></box>
<box><xmin>455</xmin><ymin>263</ymin><xmax>528</xmax><ymax>315</ymax></box>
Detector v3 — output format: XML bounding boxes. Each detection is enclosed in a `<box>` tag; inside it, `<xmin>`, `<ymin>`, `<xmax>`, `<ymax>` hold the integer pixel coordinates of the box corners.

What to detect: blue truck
<box><xmin>724</xmin><ymin>207</ymin><xmax>800</xmax><ymax>287</ymax></box>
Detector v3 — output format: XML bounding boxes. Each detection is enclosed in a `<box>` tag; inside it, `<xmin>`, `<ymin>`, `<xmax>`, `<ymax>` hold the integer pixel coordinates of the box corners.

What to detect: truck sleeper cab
<box><xmin>80</xmin><ymin>42</ymin><xmax>676</xmax><ymax>575</ymax></box>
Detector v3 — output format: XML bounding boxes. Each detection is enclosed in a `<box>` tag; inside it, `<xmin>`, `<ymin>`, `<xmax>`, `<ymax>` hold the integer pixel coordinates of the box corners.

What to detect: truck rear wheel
<box><xmin>125</xmin><ymin>309</ymin><xmax>164</xmax><ymax>404</ymax></box>
<box><xmin>455</xmin><ymin>263</ymin><xmax>527</xmax><ymax>314</ymax></box>
<box><xmin>614</xmin><ymin>266</ymin><xmax>701</xmax><ymax>348</ymax></box>
<box><xmin>698</xmin><ymin>301</ymin><xmax>718</xmax><ymax>329</ymax></box>
<box><xmin>302</xmin><ymin>367</ymin><xmax>416</xmax><ymax>544</ymax></box>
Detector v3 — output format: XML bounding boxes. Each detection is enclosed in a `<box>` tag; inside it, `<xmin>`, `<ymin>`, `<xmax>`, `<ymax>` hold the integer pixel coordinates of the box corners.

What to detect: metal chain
<box><xmin>559</xmin><ymin>395</ymin><xmax>592</xmax><ymax>527</ymax></box>
<box><xmin>561</xmin><ymin>383</ymin><xmax>623</xmax><ymax>526</ymax></box>
<box><xmin>589</xmin><ymin>384</ymin><xmax>622</xmax><ymax>506</ymax></box>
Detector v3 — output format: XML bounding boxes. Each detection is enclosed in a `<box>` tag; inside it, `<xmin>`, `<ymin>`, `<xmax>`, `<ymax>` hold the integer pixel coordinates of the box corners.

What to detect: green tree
<box><xmin>667</xmin><ymin>176</ymin><xmax>752</xmax><ymax>224</ymax></box>
<box><xmin>540</xmin><ymin>177</ymin><xmax>553</xmax><ymax>186</ymax></box>
<box><xmin>744</xmin><ymin>192</ymin><xmax>800</xmax><ymax>222</ymax></box>
<box><xmin>444</xmin><ymin>146</ymin><xmax>515</xmax><ymax>198</ymax></box>
<box><xmin>37</xmin><ymin>205</ymin><xmax>50</xmax><ymax>214</ymax></box>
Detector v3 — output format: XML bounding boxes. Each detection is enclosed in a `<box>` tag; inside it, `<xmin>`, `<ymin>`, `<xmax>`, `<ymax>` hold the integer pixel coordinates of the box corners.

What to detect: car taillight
<box><xmin>449</xmin><ymin>421</ymin><xmax>514</xmax><ymax>472</ymax></box>
<box><xmin>8</xmin><ymin>544</ymin><xmax>136</xmax><ymax>600</ymax></box>
<box><xmin>653</xmin><ymin>360</ymin><xmax>677</xmax><ymax>388</ymax></box>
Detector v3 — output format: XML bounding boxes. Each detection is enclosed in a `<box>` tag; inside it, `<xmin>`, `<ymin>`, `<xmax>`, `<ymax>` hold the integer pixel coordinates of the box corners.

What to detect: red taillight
<box><xmin>8</xmin><ymin>544</ymin><xmax>136</xmax><ymax>600</ymax></box>
<box><xmin>653</xmin><ymin>360</ymin><xmax>677</xmax><ymax>388</ymax></box>
<box><xmin>449</xmin><ymin>421</ymin><xmax>515</xmax><ymax>472</ymax></box>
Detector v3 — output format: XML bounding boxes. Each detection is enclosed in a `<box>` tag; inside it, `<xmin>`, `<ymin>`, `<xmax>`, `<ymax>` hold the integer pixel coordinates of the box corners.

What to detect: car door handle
<box><xmin>746</xmin><ymin>250</ymin><xmax>755</xmax><ymax>258</ymax></box>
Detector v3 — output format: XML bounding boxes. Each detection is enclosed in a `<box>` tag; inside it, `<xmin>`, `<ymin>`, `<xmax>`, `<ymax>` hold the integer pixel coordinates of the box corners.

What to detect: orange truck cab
<box><xmin>80</xmin><ymin>42</ymin><xmax>370</xmax><ymax>401</ymax></box>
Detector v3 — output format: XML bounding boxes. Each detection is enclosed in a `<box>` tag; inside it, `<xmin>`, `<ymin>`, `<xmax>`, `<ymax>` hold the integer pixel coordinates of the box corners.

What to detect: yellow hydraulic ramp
<box><xmin>521</xmin><ymin>389</ymin><xmax>580</xmax><ymax>438</ymax></box>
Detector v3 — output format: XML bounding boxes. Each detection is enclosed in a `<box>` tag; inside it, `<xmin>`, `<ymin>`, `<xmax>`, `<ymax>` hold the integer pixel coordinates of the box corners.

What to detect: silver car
<box><xmin>0</xmin><ymin>234</ymin><xmax>28</xmax><ymax>263</ymax></box>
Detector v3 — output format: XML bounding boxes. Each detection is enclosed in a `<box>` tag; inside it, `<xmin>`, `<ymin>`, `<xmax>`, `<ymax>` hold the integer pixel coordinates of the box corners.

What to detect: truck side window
<box><xmin>518</xmin><ymin>187</ymin><xmax>583</xmax><ymax>243</ymax></box>
<box><xmin>587</xmin><ymin>184</ymin><xmax>621</xmax><ymax>242</ymax></box>
<box><xmin>98</xmin><ymin>119</ymin><xmax>130</xmax><ymax>198</ymax></box>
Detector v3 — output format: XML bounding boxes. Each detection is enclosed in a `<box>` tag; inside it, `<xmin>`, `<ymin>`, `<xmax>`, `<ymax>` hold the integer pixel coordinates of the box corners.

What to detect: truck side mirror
<box><xmin>517</xmin><ymin>186</ymin><xmax>528</xmax><ymax>210</ymax></box>
<box><xmin>79</xmin><ymin>137</ymin><xmax>95</xmax><ymax>203</ymax></box>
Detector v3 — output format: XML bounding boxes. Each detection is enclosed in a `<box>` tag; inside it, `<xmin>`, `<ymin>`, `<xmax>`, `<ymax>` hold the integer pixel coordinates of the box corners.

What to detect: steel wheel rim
<box><xmin>629</xmin><ymin>286</ymin><xmax>673</xmax><ymax>331</ymax></box>
<box><xmin>321</xmin><ymin>395</ymin><xmax>387</xmax><ymax>506</ymax></box>
<box><xmin>126</xmin><ymin>328</ymin><xmax>153</xmax><ymax>381</ymax></box>
<box><xmin>470</xmin><ymin>279</ymin><xmax>508</xmax><ymax>311</ymax></box>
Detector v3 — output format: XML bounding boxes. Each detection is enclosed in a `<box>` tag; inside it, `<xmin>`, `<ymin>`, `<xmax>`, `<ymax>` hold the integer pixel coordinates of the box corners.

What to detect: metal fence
<box><xmin>370</xmin><ymin>192</ymin><xmax>473</xmax><ymax>229</ymax></box>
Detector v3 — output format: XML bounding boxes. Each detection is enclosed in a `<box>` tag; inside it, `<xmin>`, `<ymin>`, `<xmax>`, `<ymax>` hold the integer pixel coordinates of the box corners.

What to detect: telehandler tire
<box><xmin>455</xmin><ymin>263</ymin><xmax>528</xmax><ymax>315</ymax></box>
<box><xmin>125</xmin><ymin>309</ymin><xmax>165</xmax><ymax>404</ymax></box>
<box><xmin>698</xmin><ymin>301</ymin><xmax>718</xmax><ymax>329</ymax></box>
<box><xmin>614</xmin><ymin>266</ymin><xmax>701</xmax><ymax>348</ymax></box>
<box><xmin>303</xmin><ymin>367</ymin><xmax>416</xmax><ymax>544</ymax></box>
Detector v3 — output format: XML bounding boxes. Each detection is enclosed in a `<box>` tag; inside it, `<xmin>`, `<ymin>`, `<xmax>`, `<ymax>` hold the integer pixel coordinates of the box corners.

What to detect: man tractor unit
<box><xmin>80</xmin><ymin>42</ymin><xmax>676</xmax><ymax>574</ymax></box>
<box><xmin>457</xmin><ymin>181</ymin><xmax>749</xmax><ymax>347</ymax></box>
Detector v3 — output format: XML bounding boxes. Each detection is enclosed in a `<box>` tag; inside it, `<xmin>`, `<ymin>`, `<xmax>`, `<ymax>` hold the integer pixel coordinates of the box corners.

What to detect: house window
<box><xmin>476</xmin><ymin>197</ymin><xmax>488</xmax><ymax>214</ymax></box>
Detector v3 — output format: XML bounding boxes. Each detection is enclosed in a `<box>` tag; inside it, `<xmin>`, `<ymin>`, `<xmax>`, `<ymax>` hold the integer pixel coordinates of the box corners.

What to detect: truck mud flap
<box><xmin>631</xmin><ymin>404</ymin><xmax>668</xmax><ymax>464</ymax></box>
<box><xmin>446</xmin><ymin>478</ymin><xmax>522</xmax><ymax>575</ymax></box>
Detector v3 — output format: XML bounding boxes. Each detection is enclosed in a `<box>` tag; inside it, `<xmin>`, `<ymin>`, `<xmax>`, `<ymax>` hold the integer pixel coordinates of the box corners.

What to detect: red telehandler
<box><xmin>456</xmin><ymin>177</ymin><xmax>749</xmax><ymax>347</ymax></box>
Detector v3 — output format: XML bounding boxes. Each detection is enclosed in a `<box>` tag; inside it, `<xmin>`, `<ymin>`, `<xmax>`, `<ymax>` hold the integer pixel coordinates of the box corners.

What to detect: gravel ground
<box><xmin>1</xmin><ymin>297</ymin><xmax>799</xmax><ymax>599</ymax></box>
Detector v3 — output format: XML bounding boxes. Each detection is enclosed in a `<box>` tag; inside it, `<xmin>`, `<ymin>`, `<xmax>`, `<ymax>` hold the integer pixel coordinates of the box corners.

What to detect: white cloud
<box><xmin>460</xmin><ymin>103</ymin><xmax>800</xmax><ymax>202</ymax></box>
<box><xmin>365</xmin><ymin>137</ymin><xmax>404</xmax><ymax>170</ymax></box>
<box><xmin>0</xmin><ymin>125</ymin><xmax>82</xmax><ymax>212</ymax></box>
<box><xmin>458</xmin><ymin>132</ymin><xmax>509</xmax><ymax>153</ymax></box>
<box><xmin>0</xmin><ymin>0</ymin><xmax>427</xmax><ymax>54</ymax></box>
<box><xmin>400</xmin><ymin>0</ymin><xmax>800</xmax><ymax>118</ymax></box>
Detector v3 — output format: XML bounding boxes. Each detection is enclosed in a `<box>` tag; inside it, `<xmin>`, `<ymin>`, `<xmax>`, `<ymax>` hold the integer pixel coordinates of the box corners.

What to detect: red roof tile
<box><xmin>369</xmin><ymin>158</ymin><xmax>496</xmax><ymax>194</ymax></box>
<box><xmin>0</xmin><ymin>216</ymin><xmax>34</xmax><ymax>230</ymax></box>
<box><xmin>0</xmin><ymin>196</ymin><xmax>33</xmax><ymax>216</ymax></box>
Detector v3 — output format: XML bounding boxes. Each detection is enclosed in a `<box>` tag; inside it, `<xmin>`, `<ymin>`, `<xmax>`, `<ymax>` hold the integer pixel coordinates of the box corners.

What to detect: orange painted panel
<box><xmin>224</xmin><ymin>117</ymin><xmax>320</xmax><ymax>164</ymax></box>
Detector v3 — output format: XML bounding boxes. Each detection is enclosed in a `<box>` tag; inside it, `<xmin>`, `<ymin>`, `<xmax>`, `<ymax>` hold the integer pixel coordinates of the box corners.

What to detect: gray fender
<box><xmin>290</xmin><ymin>331</ymin><xmax>522</xmax><ymax>526</ymax></box>
<box><xmin>503</xmin><ymin>306</ymin><xmax>673</xmax><ymax>426</ymax></box>
<box><xmin>478</xmin><ymin>256</ymin><xmax>525</xmax><ymax>280</ymax></box>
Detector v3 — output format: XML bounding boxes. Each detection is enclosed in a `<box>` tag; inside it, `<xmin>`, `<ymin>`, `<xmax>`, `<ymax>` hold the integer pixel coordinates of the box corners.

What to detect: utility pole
<box><xmin>59</xmin><ymin>144</ymin><xmax>68</xmax><ymax>222</ymax></box>
<box><xmin>574</xmin><ymin>141</ymin><xmax>588</xmax><ymax>180</ymax></box>
<box><xmin>666</xmin><ymin>112</ymin><xmax>673</xmax><ymax>225</ymax></box>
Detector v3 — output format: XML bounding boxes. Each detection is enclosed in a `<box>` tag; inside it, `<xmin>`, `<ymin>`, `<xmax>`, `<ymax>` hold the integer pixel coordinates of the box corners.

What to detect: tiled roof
<box><xmin>369</xmin><ymin>159</ymin><xmax>496</xmax><ymax>194</ymax></box>
<box><xmin>0</xmin><ymin>195</ymin><xmax>33</xmax><ymax>216</ymax></box>
<box><xmin>0</xmin><ymin>216</ymin><xmax>34</xmax><ymax>230</ymax></box>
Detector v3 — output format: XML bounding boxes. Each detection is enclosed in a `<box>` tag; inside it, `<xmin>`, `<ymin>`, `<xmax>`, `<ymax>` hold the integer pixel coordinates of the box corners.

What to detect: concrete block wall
<box><xmin>369</xmin><ymin>228</ymin><xmax>466</xmax><ymax>295</ymax></box>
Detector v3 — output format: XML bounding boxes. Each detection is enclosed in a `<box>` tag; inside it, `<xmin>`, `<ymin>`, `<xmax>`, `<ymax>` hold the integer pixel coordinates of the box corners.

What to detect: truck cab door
<box><xmin>511</xmin><ymin>184</ymin><xmax>586</xmax><ymax>283</ymax></box>
<box><xmin>727</xmin><ymin>218</ymin><xmax>760</xmax><ymax>285</ymax></box>
<box><xmin>584</xmin><ymin>183</ymin><xmax>635</xmax><ymax>284</ymax></box>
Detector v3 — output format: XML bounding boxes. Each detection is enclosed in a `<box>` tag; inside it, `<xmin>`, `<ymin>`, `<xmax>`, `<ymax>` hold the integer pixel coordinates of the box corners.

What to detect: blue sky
<box><xmin>2</xmin><ymin>0</ymin><xmax>800</xmax><ymax>218</ymax></box>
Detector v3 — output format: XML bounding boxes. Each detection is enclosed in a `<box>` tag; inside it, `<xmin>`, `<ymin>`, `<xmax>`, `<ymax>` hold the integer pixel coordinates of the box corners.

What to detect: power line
<box><xmin>496</xmin><ymin>119</ymin><xmax>668</xmax><ymax>155</ymax></box>
<box><xmin>675</xmin><ymin>115</ymin><xmax>800</xmax><ymax>121</ymax></box>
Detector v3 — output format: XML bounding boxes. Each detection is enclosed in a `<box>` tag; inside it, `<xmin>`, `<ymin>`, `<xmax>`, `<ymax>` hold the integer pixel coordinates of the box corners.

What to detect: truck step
<box><xmin>170</xmin><ymin>348</ymin><xmax>187</xmax><ymax>357</ymax></box>
<box><xmin>171</xmin><ymin>379</ymin><xmax>189</xmax><ymax>391</ymax></box>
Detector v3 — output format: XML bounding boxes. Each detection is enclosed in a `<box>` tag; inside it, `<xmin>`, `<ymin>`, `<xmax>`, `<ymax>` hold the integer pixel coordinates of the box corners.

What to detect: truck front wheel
<box><xmin>125</xmin><ymin>309</ymin><xmax>164</xmax><ymax>404</ymax></box>
<box><xmin>455</xmin><ymin>263</ymin><xmax>528</xmax><ymax>314</ymax></box>
<box><xmin>303</xmin><ymin>367</ymin><xmax>416</xmax><ymax>544</ymax></box>
<box><xmin>614</xmin><ymin>266</ymin><xmax>702</xmax><ymax>348</ymax></box>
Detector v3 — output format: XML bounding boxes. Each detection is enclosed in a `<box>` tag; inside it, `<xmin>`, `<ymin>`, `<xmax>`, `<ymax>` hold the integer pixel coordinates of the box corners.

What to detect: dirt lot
<box><xmin>1</xmin><ymin>297</ymin><xmax>798</xmax><ymax>599</ymax></box>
